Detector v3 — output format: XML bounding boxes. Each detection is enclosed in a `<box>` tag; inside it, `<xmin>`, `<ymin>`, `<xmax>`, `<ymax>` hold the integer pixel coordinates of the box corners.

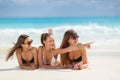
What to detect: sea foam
<box><xmin>0</xmin><ymin>23</ymin><xmax>120</xmax><ymax>51</ymax></box>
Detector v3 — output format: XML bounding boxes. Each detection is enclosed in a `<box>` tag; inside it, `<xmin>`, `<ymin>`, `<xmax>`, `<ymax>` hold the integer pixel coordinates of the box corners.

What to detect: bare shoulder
<box><xmin>31</xmin><ymin>47</ymin><xmax>38</xmax><ymax>54</ymax></box>
<box><xmin>31</xmin><ymin>47</ymin><xmax>37</xmax><ymax>51</ymax></box>
<box><xmin>16</xmin><ymin>48</ymin><xmax>22</xmax><ymax>55</ymax></box>
<box><xmin>79</xmin><ymin>44</ymin><xmax>85</xmax><ymax>49</ymax></box>
<box><xmin>38</xmin><ymin>46</ymin><xmax>43</xmax><ymax>50</ymax></box>
<box><xmin>38</xmin><ymin>46</ymin><xmax>44</xmax><ymax>54</ymax></box>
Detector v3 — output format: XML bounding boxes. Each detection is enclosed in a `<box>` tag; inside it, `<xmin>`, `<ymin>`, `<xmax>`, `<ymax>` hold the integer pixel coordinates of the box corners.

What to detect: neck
<box><xmin>44</xmin><ymin>46</ymin><xmax>52</xmax><ymax>55</ymax></box>
<box><xmin>22</xmin><ymin>48</ymin><xmax>29</xmax><ymax>52</ymax></box>
<box><xmin>44</xmin><ymin>46</ymin><xmax>51</xmax><ymax>51</ymax></box>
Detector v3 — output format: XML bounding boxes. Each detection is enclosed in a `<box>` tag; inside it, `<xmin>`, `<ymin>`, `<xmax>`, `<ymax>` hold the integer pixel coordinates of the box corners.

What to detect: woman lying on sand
<box><xmin>38</xmin><ymin>29</ymin><xmax>92</xmax><ymax>69</ymax></box>
<box><xmin>6</xmin><ymin>34</ymin><xmax>38</xmax><ymax>70</ymax></box>
<box><xmin>60</xmin><ymin>29</ymin><xmax>93</xmax><ymax>70</ymax></box>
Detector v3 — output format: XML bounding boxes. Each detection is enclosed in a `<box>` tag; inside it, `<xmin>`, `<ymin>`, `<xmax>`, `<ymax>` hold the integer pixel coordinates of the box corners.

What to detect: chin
<box><xmin>29</xmin><ymin>47</ymin><xmax>32</xmax><ymax>49</ymax></box>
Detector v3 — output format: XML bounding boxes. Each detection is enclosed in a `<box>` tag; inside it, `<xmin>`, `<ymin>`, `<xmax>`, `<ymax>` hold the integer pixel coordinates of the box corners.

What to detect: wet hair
<box><xmin>41</xmin><ymin>33</ymin><xmax>51</xmax><ymax>46</ymax></box>
<box><xmin>6</xmin><ymin>34</ymin><xmax>29</xmax><ymax>61</ymax></box>
<box><xmin>60</xmin><ymin>29</ymin><xmax>78</xmax><ymax>65</ymax></box>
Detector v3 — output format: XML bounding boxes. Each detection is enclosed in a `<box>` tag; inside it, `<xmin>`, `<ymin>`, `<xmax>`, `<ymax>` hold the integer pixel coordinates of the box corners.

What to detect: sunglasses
<box><xmin>73</xmin><ymin>35</ymin><xmax>79</xmax><ymax>40</ymax></box>
<box><xmin>24</xmin><ymin>40</ymin><xmax>33</xmax><ymax>45</ymax></box>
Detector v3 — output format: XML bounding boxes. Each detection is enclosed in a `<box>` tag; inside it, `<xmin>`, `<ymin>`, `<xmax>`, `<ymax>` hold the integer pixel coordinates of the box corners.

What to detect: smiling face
<box><xmin>43</xmin><ymin>35</ymin><xmax>55</xmax><ymax>49</ymax></box>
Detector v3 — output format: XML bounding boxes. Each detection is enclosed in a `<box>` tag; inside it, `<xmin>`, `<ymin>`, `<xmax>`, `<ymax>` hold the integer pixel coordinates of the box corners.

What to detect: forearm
<box><xmin>52</xmin><ymin>65</ymin><xmax>67</xmax><ymax>69</ymax></box>
<box><xmin>67</xmin><ymin>44</ymin><xmax>84</xmax><ymax>52</ymax></box>
<box><xmin>65</xmin><ymin>63</ymin><xmax>72</xmax><ymax>69</ymax></box>
<box><xmin>19</xmin><ymin>65</ymin><xmax>33</xmax><ymax>70</ymax></box>
<box><xmin>55</xmin><ymin>43</ymin><xmax>84</xmax><ymax>55</ymax></box>
<box><xmin>57</xmin><ymin>45</ymin><xmax>79</xmax><ymax>54</ymax></box>
<box><xmin>31</xmin><ymin>63</ymin><xmax>38</xmax><ymax>69</ymax></box>
<box><xmin>39</xmin><ymin>64</ymin><xmax>53</xmax><ymax>69</ymax></box>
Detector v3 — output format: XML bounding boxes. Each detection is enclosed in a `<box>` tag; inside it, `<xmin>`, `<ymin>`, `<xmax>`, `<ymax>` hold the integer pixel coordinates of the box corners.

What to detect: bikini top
<box><xmin>69</xmin><ymin>56</ymin><xmax>82</xmax><ymax>63</ymax></box>
<box><xmin>42</xmin><ymin>47</ymin><xmax>56</xmax><ymax>66</ymax></box>
<box><xmin>22</xmin><ymin>57</ymin><xmax>34</xmax><ymax>64</ymax></box>
<box><xmin>21</xmin><ymin>51</ymin><xmax>34</xmax><ymax>64</ymax></box>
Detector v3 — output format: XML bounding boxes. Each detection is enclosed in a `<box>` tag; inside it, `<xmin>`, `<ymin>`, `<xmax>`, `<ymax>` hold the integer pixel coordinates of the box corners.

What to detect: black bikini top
<box><xmin>22</xmin><ymin>57</ymin><xmax>34</xmax><ymax>64</ymax></box>
<box><xmin>69</xmin><ymin>56</ymin><xmax>82</xmax><ymax>63</ymax></box>
<box><xmin>21</xmin><ymin>51</ymin><xmax>34</xmax><ymax>64</ymax></box>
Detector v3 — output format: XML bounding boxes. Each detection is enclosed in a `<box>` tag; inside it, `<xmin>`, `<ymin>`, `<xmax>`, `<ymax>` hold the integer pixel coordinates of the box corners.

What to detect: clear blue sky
<box><xmin>0</xmin><ymin>0</ymin><xmax>120</xmax><ymax>17</ymax></box>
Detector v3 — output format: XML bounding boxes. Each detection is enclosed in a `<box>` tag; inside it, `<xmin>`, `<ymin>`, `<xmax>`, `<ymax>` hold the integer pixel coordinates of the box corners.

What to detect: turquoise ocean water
<box><xmin>0</xmin><ymin>17</ymin><xmax>120</xmax><ymax>52</ymax></box>
<box><xmin>0</xmin><ymin>17</ymin><xmax>120</xmax><ymax>28</ymax></box>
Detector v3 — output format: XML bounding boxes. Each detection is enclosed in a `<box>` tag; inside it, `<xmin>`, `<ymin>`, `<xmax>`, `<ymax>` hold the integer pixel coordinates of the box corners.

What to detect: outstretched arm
<box><xmin>48</xmin><ymin>28</ymin><xmax>53</xmax><ymax>35</ymax></box>
<box><xmin>82</xmin><ymin>42</ymin><xmax>94</xmax><ymax>48</ymax></box>
<box><xmin>53</xmin><ymin>43</ymin><xmax>83</xmax><ymax>55</ymax></box>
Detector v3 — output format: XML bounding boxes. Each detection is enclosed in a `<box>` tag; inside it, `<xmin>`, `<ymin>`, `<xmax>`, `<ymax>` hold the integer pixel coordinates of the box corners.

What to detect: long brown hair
<box><xmin>6</xmin><ymin>34</ymin><xmax>29</xmax><ymax>61</ymax></box>
<box><xmin>60</xmin><ymin>29</ymin><xmax>78</xmax><ymax>65</ymax></box>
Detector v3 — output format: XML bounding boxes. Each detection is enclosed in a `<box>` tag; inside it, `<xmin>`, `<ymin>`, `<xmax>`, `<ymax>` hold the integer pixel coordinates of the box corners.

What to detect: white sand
<box><xmin>0</xmin><ymin>50</ymin><xmax>120</xmax><ymax>80</ymax></box>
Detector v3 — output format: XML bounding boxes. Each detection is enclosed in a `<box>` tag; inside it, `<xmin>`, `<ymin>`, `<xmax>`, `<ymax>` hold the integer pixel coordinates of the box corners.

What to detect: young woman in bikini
<box><xmin>60</xmin><ymin>29</ymin><xmax>93</xmax><ymax>70</ymax></box>
<box><xmin>6</xmin><ymin>34</ymin><xmax>38</xmax><ymax>70</ymax></box>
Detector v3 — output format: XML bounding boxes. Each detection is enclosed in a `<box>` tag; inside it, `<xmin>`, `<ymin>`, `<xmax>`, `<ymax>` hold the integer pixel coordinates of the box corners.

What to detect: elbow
<box><xmin>34</xmin><ymin>64</ymin><xmax>39</xmax><ymax>69</ymax></box>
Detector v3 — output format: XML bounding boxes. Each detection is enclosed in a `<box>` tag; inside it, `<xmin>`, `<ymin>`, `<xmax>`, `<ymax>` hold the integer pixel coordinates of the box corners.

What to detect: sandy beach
<box><xmin>0</xmin><ymin>49</ymin><xmax>120</xmax><ymax>80</ymax></box>
<box><xmin>0</xmin><ymin>0</ymin><xmax>120</xmax><ymax>79</ymax></box>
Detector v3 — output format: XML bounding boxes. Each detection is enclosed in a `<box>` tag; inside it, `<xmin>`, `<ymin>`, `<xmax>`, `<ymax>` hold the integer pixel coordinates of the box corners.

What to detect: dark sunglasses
<box><xmin>24</xmin><ymin>40</ymin><xmax>33</xmax><ymax>45</ymax></box>
<box><xmin>73</xmin><ymin>35</ymin><xmax>79</xmax><ymax>40</ymax></box>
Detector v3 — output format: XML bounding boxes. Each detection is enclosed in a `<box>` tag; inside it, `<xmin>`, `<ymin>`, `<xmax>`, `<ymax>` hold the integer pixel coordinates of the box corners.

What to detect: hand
<box><xmin>84</xmin><ymin>42</ymin><xmax>94</xmax><ymax>49</ymax></box>
<box><xmin>73</xmin><ymin>64</ymin><xmax>79</xmax><ymax>70</ymax></box>
<box><xmin>30</xmin><ymin>64</ymin><xmax>37</xmax><ymax>70</ymax></box>
<box><xmin>27</xmin><ymin>66</ymin><xmax>34</xmax><ymax>70</ymax></box>
<box><xmin>73</xmin><ymin>64</ymin><xmax>82</xmax><ymax>70</ymax></box>
<box><xmin>48</xmin><ymin>29</ymin><xmax>53</xmax><ymax>35</ymax></box>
